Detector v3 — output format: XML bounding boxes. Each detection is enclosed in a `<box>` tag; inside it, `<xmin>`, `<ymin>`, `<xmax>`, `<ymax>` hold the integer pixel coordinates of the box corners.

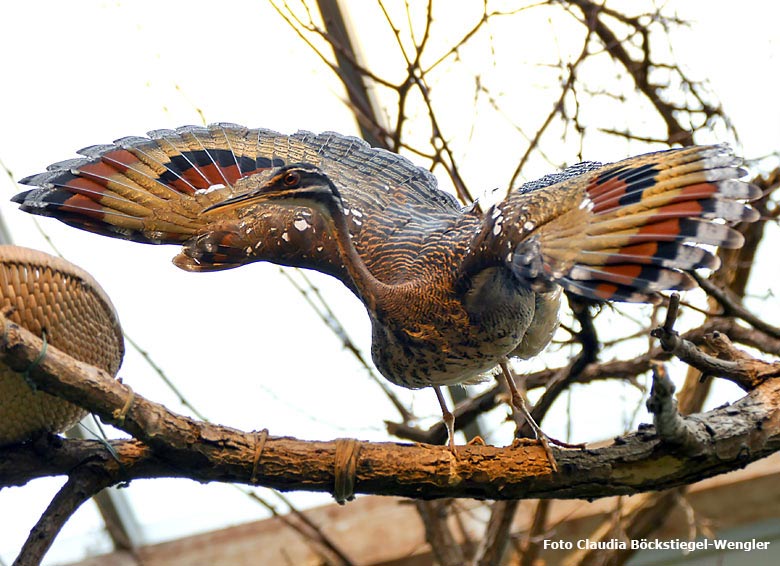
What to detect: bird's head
<box><xmin>202</xmin><ymin>163</ymin><xmax>343</xmax><ymax>217</ymax></box>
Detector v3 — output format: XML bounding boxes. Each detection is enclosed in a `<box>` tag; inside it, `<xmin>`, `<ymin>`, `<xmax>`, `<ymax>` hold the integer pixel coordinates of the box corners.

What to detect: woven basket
<box><xmin>0</xmin><ymin>246</ymin><xmax>123</xmax><ymax>446</ymax></box>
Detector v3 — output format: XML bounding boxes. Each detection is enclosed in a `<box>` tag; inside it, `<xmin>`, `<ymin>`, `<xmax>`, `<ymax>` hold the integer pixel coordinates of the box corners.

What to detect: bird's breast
<box><xmin>369</xmin><ymin>268</ymin><xmax>538</xmax><ymax>389</ymax></box>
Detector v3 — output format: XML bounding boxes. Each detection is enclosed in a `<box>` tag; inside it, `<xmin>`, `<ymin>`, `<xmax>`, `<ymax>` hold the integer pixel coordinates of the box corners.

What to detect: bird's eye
<box><xmin>283</xmin><ymin>171</ymin><xmax>300</xmax><ymax>187</ymax></box>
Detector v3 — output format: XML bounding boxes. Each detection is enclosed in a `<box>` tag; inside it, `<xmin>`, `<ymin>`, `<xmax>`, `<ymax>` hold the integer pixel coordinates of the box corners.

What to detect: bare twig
<box><xmin>693</xmin><ymin>272</ymin><xmax>780</xmax><ymax>340</ymax></box>
<box><xmin>651</xmin><ymin>296</ymin><xmax>780</xmax><ymax>390</ymax></box>
<box><xmin>416</xmin><ymin>500</ymin><xmax>466</xmax><ymax>566</ymax></box>
<box><xmin>239</xmin><ymin>487</ymin><xmax>355</xmax><ymax>566</ymax></box>
<box><xmin>470</xmin><ymin>500</ymin><xmax>519</xmax><ymax>566</ymax></box>
<box><xmin>517</xmin><ymin>499</ymin><xmax>551</xmax><ymax>566</ymax></box>
<box><xmin>14</xmin><ymin>466</ymin><xmax>114</xmax><ymax>566</ymax></box>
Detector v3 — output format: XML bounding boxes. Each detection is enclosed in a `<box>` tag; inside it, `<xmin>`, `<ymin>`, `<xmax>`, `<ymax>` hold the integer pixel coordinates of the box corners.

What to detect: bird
<box><xmin>12</xmin><ymin>123</ymin><xmax>759</xmax><ymax>457</ymax></box>
<box><xmin>0</xmin><ymin>245</ymin><xmax>124</xmax><ymax>446</ymax></box>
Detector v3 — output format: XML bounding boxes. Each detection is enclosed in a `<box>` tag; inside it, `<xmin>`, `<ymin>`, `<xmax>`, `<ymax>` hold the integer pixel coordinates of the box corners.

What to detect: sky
<box><xmin>0</xmin><ymin>1</ymin><xmax>779</xmax><ymax>564</ymax></box>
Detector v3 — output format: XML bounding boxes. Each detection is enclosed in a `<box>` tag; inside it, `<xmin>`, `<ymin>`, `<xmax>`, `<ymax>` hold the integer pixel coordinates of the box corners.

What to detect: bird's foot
<box><xmin>545</xmin><ymin>436</ymin><xmax>586</xmax><ymax>450</ymax></box>
<box><xmin>498</xmin><ymin>361</ymin><xmax>559</xmax><ymax>472</ymax></box>
<box><xmin>433</xmin><ymin>386</ymin><xmax>461</xmax><ymax>459</ymax></box>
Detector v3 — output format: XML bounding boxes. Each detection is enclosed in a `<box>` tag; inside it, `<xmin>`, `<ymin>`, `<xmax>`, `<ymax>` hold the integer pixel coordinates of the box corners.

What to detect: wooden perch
<box><xmin>2</xmin><ymin>310</ymin><xmax>780</xmax><ymax>503</ymax></box>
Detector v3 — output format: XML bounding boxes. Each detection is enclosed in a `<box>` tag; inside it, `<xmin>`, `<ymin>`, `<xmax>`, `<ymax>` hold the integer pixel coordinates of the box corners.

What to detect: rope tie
<box><xmin>251</xmin><ymin>428</ymin><xmax>269</xmax><ymax>484</ymax></box>
<box><xmin>333</xmin><ymin>438</ymin><xmax>361</xmax><ymax>505</ymax></box>
<box><xmin>22</xmin><ymin>329</ymin><xmax>49</xmax><ymax>391</ymax></box>
<box><xmin>112</xmin><ymin>385</ymin><xmax>135</xmax><ymax>426</ymax></box>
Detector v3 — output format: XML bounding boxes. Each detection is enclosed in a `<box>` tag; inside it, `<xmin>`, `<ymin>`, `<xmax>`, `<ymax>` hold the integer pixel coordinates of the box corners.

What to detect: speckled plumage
<box><xmin>13</xmin><ymin>125</ymin><xmax>759</xmax><ymax>395</ymax></box>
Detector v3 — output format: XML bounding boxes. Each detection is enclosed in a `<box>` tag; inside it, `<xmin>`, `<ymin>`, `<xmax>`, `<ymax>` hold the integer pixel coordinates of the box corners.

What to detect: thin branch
<box><xmin>693</xmin><ymin>272</ymin><xmax>780</xmax><ymax>340</ymax></box>
<box><xmin>567</xmin><ymin>0</ymin><xmax>697</xmax><ymax>145</ymax></box>
<box><xmin>317</xmin><ymin>0</ymin><xmax>385</xmax><ymax>147</ymax></box>
<box><xmin>416</xmin><ymin>500</ymin><xmax>466</xmax><ymax>566</ymax></box>
<box><xmin>517</xmin><ymin>500</ymin><xmax>551</xmax><ymax>566</ymax></box>
<box><xmin>14</xmin><ymin>465</ymin><xmax>115</xmax><ymax>566</ymax></box>
<box><xmin>508</xmin><ymin>37</ymin><xmax>592</xmax><ymax>189</ymax></box>
<box><xmin>470</xmin><ymin>500</ymin><xmax>519</xmax><ymax>566</ymax></box>
<box><xmin>651</xmin><ymin>296</ymin><xmax>780</xmax><ymax>390</ymax></box>
<box><xmin>239</xmin><ymin>487</ymin><xmax>355</xmax><ymax>566</ymax></box>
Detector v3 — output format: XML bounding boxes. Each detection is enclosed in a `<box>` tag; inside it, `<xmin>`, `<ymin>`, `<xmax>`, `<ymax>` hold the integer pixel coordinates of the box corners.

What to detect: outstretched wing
<box><xmin>14</xmin><ymin>124</ymin><xmax>463</xmax><ymax>284</ymax></box>
<box><xmin>466</xmin><ymin>145</ymin><xmax>760</xmax><ymax>302</ymax></box>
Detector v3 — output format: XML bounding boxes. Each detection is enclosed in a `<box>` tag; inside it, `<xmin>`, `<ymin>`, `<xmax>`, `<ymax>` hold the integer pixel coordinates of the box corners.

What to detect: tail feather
<box><xmin>23</xmin><ymin>163</ymin><xmax>158</xmax><ymax>217</ymax></box>
<box><xmin>567</xmin><ymin>263</ymin><xmax>695</xmax><ymax>294</ymax></box>
<box><xmin>560</xmin><ymin>278</ymin><xmax>654</xmax><ymax>303</ymax></box>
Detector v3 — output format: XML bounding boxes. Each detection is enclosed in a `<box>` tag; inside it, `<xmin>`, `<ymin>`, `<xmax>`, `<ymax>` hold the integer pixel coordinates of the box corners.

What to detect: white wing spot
<box><xmin>195</xmin><ymin>183</ymin><xmax>226</xmax><ymax>195</ymax></box>
<box><xmin>293</xmin><ymin>218</ymin><xmax>310</xmax><ymax>231</ymax></box>
<box><xmin>281</xmin><ymin>231</ymin><xmax>290</xmax><ymax>242</ymax></box>
<box><xmin>523</xmin><ymin>221</ymin><xmax>535</xmax><ymax>231</ymax></box>
<box><xmin>351</xmin><ymin>208</ymin><xmax>364</xmax><ymax>218</ymax></box>
<box><xmin>579</xmin><ymin>196</ymin><xmax>594</xmax><ymax>211</ymax></box>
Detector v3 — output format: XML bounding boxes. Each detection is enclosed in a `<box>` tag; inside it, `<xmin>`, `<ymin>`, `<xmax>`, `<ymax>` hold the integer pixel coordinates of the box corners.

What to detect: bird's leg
<box><xmin>498</xmin><ymin>361</ymin><xmax>558</xmax><ymax>472</ymax></box>
<box><xmin>433</xmin><ymin>385</ymin><xmax>458</xmax><ymax>455</ymax></box>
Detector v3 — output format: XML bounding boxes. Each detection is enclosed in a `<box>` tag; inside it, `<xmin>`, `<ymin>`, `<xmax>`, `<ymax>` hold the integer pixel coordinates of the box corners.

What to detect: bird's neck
<box><xmin>326</xmin><ymin>201</ymin><xmax>393</xmax><ymax>312</ymax></box>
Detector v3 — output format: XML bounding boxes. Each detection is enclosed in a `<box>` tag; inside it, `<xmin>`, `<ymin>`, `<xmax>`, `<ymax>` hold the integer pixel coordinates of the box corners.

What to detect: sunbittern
<box><xmin>12</xmin><ymin>124</ymin><xmax>759</xmax><ymax>455</ymax></box>
<box><xmin>0</xmin><ymin>246</ymin><xmax>124</xmax><ymax>446</ymax></box>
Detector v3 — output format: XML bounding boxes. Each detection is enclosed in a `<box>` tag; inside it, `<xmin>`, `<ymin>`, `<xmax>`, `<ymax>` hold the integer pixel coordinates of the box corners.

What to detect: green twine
<box><xmin>22</xmin><ymin>329</ymin><xmax>48</xmax><ymax>391</ymax></box>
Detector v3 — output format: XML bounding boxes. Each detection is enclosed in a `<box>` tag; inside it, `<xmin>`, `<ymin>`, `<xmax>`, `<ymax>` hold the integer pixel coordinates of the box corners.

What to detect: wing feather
<box><xmin>472</xmin><ymin>145</ymin><xmax>759</xmax><ymax>302</ymax></box>
<box><xmin>14</xmin><ymin>124</ymin><xmax>464</xmax><ymax>286</ymax></box>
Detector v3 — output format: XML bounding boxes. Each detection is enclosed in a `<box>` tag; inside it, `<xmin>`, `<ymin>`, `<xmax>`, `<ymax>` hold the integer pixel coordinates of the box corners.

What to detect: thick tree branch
<box><xmin>387</xmin><ymin>317</ymin><xmax>780</xmax><ymax>445</ymax></box>
<box><xmin>2</xmin><ymin>312</ymin><xmax>780</xmax><ymax>502</ymax></box>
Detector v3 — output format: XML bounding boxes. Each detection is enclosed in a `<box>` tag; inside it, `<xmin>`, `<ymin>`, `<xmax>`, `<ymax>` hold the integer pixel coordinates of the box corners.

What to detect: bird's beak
<box><xmin>200</xmin><ymin>188</ymin><xmax>280</xmax><ymax>217</ymax></box>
